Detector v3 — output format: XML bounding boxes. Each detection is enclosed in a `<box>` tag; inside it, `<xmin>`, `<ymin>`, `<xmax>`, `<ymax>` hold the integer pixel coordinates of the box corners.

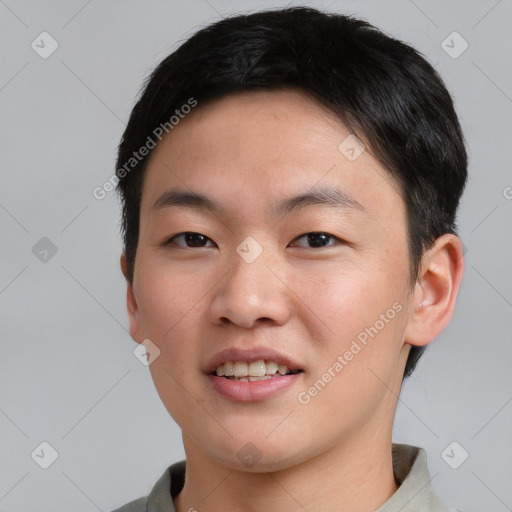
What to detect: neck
<box><xmin>174</xmin><ymin>430</ymin><xmax>398</xmax><ymax>512</ymax></box>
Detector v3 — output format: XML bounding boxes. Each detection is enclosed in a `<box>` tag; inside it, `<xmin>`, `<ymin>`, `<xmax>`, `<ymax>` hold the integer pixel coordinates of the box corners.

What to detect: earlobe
<box><xmin>404</xmin><ymin>234</ymin><xmax>464</xmax><ymax>347</ymax></box>
<box><xmin>120</xmin><ymin>252</ymin><xmax>145</xmax><ymax>344</ymax></box>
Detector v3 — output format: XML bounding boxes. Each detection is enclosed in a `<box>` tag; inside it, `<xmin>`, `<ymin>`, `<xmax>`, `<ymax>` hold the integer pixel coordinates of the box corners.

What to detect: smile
<box><xmin>214</xmin><ymin>360</ymin><xmax>303</xmax><ymax>381</ymax></box>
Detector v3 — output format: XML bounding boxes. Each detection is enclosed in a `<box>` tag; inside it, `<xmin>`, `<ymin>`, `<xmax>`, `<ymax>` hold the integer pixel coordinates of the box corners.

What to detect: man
<box><xmin>112</xmin><ymin>6</ymin><xmax>466</xmax><ymax>511</ymax></box>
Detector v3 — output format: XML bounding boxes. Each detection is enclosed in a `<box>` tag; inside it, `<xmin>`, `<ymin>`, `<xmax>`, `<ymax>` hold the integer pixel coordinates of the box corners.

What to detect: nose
<box><xmin>208</xmin><ymin>244</ymin><xmax>291</xmax><ymax>329</ymax></box>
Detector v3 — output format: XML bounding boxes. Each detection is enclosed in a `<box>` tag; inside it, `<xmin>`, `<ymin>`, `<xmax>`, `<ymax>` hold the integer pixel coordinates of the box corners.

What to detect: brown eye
<box><xmin>291</xmin><ymin>232</ymin><xmax>340</xmax><ymax>249</ymax></box>
<box><xmin>164</xmin><ymin>232</ymin><xmax>215</xmax><ymax>248</ymax></box>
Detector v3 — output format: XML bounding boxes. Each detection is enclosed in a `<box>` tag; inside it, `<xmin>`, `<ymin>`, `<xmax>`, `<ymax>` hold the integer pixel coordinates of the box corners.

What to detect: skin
<box><xmin>120</xmin><ymin>89</ymin><xmax>464</xmax><ymax>512</ymax></box>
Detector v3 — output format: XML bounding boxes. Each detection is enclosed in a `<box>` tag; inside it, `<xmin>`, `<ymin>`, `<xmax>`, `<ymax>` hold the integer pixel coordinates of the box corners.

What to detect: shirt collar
<box><xmin>376</xmin><ymin>444</ymin><xmax>449</xmax><ymax>512</ymax></box>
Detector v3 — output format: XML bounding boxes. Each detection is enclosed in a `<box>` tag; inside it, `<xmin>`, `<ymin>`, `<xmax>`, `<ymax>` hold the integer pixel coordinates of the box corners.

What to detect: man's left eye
<box><xmin>290</xmin><ymin>232</ymin><xmax>341</xmax><ymax>249</ymax></box>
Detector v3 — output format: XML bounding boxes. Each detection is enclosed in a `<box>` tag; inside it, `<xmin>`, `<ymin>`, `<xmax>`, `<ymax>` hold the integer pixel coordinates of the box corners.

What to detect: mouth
<box><xmin>212</xmin><ymin>359</ymin><xmax>304</xmax><ymax>381</ymax></box>
<box><xmin>204</xmin><ymin>347</ymin><xmax>305</xmax><ymax>400</ymax></box>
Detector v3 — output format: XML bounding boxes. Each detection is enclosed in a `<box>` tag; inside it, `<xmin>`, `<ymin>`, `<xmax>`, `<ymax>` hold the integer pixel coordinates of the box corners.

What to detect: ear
<box><xmin>120</xmin><ymin>252</ymin><xmax>145</xmax><ymax>344</ymax></box>
<box><xmin>404</xmin><ymin>234</ymin><xmax>464</xmax><ymax>347</ymax></box>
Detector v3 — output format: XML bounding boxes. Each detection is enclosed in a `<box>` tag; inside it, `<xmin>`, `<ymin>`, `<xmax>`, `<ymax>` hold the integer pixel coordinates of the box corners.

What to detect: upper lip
<box><xmin>204</xmin><ymin>346</ymin><xmax>304</xmax><ymax>375</ymax></box>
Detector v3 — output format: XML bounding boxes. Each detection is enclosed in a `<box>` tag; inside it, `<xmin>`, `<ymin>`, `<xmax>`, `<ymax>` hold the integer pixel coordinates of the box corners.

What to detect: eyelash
<box><xmin>161</xmin><ymin>231</ymin><xmax>343</xmax><ymax>249</ymax></box>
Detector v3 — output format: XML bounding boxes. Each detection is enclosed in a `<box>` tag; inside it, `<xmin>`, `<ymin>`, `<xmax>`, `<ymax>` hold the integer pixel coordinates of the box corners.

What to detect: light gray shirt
<box><xmin>111</xmin><ymin>443</ymin><xmax>459</xmax><ymax>512</ymax></box>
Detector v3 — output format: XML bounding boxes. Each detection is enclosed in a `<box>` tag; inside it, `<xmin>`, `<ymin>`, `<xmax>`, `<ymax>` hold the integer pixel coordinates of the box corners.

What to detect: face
<box><xmin>126</xmin><ymin>89</ymin><xmax>416</xmax><ymax>471</ymax></box>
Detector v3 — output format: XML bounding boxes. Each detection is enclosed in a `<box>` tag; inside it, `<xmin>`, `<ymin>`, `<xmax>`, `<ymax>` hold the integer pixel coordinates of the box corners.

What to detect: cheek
<box><xmin>302</xmin><ymin>262</ymin><xmax>410</xmax><ymax>390</ymax></box>
<box><xmin>134</xmin><ymin>260</ymin><xmax>211</xmax><ymax>402</ymax></box>
<box><xmin>136</xmin><ymin>256</ymin><xmax>207</xmax><ymax>337</ymax></box>
<box><xmin>303</xmin><ymin>264</ymin><xmax>404</xmax><ymax>337</ymax></box>
<box><xmin>136</xmin><ymin>261</ymin><xmax>209</xmax><ymax>418</ymax></box>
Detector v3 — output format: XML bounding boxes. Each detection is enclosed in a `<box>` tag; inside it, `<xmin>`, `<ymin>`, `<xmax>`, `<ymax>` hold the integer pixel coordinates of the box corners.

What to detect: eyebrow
<box><xmin>150</xmin><ymin>185</ymin><xmax>364</xmax><ymax>217</ymax></box>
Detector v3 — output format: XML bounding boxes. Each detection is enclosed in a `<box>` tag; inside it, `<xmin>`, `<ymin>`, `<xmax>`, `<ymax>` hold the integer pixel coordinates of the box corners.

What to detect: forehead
<box><xmin>140</xmin><ymin>89</ymin><xmax>403</xmax><ymax>222</ymax></box>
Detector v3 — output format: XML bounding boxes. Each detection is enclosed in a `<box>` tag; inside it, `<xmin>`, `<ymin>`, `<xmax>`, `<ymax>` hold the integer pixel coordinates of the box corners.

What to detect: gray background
<box><xmin>0</xmin><ymin>0</ymin><xmax>511</xmax><ymax>510</ymax></box>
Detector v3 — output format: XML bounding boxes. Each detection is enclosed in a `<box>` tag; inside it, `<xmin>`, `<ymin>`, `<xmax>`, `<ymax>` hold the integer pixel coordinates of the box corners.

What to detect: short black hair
<box><xmin>115</xmin><ymin>6</ymin><xmax>467</xmax><ymax>379</ymax></box>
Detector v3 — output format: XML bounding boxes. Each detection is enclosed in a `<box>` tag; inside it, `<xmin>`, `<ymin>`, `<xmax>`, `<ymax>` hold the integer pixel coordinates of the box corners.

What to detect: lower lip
<box><xmin>207</xmin><ymin>373</ymin><xmax>303</xmax><ymax>401</ymax></box>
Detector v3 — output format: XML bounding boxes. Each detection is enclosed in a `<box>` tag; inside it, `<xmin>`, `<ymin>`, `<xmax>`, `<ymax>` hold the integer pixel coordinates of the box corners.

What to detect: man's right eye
<box><xmin>161</xmin><ymin>232</ymin><xmax>215</xmax><ymax>248</ymax></box>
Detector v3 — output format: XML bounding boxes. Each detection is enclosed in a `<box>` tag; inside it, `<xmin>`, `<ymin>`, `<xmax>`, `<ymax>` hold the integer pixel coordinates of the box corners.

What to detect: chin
<box><xmin>197</xmin><ymin>434</ymin><xmax>317</xmax><ymax>474</ymax></box>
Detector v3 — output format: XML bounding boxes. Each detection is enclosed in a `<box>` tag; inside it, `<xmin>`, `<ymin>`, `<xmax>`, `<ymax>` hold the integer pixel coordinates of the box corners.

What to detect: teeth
<box><xmin>233</xmin><ymin>361</ymin><xmax>248</xmax><ymax>377</ymax></box>
<box><xmin>265</xmin><ymin>361</ymin><xmax>278</xmax><ymax>374</ymax></box>
<box><xmin>278</xmin><ymin>364</ymin><xmax>288</xmax><ymax>375</ymax></box>
<box><xmin>248</xmin><ymin>360</ymin><xmax>266</xmax><ymax>376</ymax></box>
<box><xmin>224</xmin><ymin>361</ymin><xmax>234</xmax><ymax>376</ymax></box>
<box><xmin>225</xmin><ymin>375</ymin><xmax>274</xmax><ymax>381</ymax></box>
<box><xmin>215</xmin><ymin>360</ymin><xmax>296</xmax><ymax>377</ymax></box>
